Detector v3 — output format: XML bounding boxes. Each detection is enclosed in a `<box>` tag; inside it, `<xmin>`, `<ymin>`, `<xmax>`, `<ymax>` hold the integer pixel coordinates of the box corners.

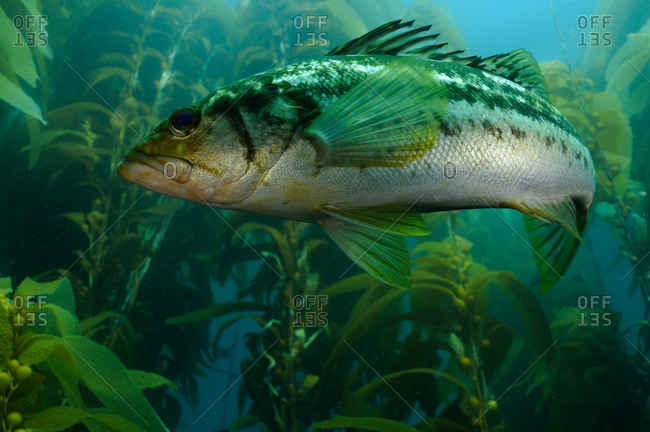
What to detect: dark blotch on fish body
<box><xmin>510</xmin><ymin>127</ymin><xmax>526</xmax><ymax>139</ymax></box>
<box><xmin>440</xmin><ymin>120</ymin><xmax>462</xmax><ymax>136</ymax></box>
<box><xmin>544</xmin><ymin>136</ymin><xmax>554</xmax><ymax>147</ymax></box>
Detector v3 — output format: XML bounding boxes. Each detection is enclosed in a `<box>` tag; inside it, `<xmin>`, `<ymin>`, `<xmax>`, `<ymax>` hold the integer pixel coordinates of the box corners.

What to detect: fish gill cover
<box><xmin>0</xmin><ymin>0</ymin><xmax>649</xmax><ymax>432</ymax></box>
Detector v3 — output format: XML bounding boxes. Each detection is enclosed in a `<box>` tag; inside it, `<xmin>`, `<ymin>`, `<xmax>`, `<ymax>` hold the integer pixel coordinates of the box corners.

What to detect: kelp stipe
<box><xmin>168</xmin><ymin>220</ymin><xmax>326</xmax><ymax>431</ymax></box>
<box><xmin>310</xmin><ymin>216</ymin><xmax>552</xmax><ymax>432</ymax></box>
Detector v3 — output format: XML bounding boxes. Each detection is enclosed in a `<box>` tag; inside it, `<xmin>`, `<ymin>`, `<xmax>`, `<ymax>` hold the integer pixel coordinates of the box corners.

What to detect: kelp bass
<box><xmin>118</xmin><ymin>20</ymin><xmax>595</xmax><ymax>290</ymax></box>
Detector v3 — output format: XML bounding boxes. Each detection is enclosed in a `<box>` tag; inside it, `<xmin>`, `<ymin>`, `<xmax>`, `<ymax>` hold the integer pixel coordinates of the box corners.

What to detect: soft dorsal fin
<box><xmin>458</xmin><ymin>50</ymin><xmax>549</xmax><ymax>100</ymax></box>
<box><xmin>327</xmin><ymin>20</ymin><xmax>549</xmax><ymax>100</ymax></box>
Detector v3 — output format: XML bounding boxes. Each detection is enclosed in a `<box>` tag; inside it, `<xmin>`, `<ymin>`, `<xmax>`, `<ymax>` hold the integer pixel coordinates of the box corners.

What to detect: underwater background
<box><xmin>1</xmin><ymin>0</ymin><xmax>650</xmax><ymax>431</ymax></box>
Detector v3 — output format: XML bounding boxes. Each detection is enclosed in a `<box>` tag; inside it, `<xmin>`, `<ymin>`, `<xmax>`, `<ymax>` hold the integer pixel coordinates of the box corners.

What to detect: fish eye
<box><xmin>169</xmin><ymin>106</ymin><xmax>200</xmax><ymax>137</ymax></box>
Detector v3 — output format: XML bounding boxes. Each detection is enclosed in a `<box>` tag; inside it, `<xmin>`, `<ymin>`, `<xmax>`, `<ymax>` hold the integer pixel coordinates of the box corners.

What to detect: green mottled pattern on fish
<box><xmin>228</xmin><ymin>56</ymin><xmax>593</xmax><ymax>212</ymax></box>
<box><xmin>118</xmin><ymin>20</ymin><xmax>595</xmax><ymax>291</ymax></box>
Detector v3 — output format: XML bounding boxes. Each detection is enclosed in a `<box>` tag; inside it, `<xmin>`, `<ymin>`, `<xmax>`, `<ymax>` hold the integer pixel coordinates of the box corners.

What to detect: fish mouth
<box><xmin>118</xmin><ymin>149</ymin><xmax>199</xmax><ymax>201</ymax></box>
<box><xmin>118</xmin><ymin>149</ymin><xmax>193</xmax><ymax>184</ymax></box>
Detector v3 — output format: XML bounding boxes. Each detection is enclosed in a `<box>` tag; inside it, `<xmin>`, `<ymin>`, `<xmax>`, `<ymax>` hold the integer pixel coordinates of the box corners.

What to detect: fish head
<box><xmin>118</xmin><ymin>79</ymin><xmax>315</xmax><ymax>208</ymax></box>
<box><xmin>117</xmin><ymin>104</ymin><xmax>253</xmax><ymax>205</ymax></box>
<box><xmin>118</xmin><ymin>81</ymin><xmax>308</xmax><ymax>206</ymax></box>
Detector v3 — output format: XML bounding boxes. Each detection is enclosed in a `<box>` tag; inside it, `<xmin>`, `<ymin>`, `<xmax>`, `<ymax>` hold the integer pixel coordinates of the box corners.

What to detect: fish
<box><xmin>118</xmin><ymin>20</ymin><xmax>595</xmax><ymax>291</ymax></box>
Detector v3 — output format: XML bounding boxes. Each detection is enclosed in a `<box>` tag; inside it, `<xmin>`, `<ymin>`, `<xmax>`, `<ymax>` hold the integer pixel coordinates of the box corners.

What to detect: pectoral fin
<box><xmin>509</xmin><ymin>197</ymin><xmax>587</xmax><ymax>293</ymax></box>
<box><xmin>305</xmin><ymin>57</ymin><xmax>448</xmax><ymax>167</ymax></box>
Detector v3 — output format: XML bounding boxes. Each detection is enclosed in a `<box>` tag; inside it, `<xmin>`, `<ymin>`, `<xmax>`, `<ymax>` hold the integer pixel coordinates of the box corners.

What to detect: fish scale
<box><xmin>248</xmin><ymin>58</ymin><xmax>592</xmax><ymax>212</ymax></box>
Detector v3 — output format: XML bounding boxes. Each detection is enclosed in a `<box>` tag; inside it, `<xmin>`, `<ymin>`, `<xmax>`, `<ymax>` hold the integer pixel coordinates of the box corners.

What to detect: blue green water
<box><xmin>1</xmin><ymin>0</ymin><xmax>650</xmax><ymax>431</ymax></box>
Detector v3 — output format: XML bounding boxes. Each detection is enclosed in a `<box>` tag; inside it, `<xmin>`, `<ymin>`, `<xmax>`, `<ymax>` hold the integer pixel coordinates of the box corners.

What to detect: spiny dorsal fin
<box><xmin>327</xmin><ymin>20</ymin><xmax>549</xmax><ymax>100</ymax></box>
<box><xmin>326</xmin><ymin>20</ymin><xmax>453</xmax><ymax>58</ymax></box>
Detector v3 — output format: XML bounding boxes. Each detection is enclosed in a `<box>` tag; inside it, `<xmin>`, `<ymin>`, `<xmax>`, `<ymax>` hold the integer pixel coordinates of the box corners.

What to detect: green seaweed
<box><xmin>0</xmin><ymin>277</ymin><xmax>171</xmax><ymax>432</ymax></box>
<box><xmin>167</xmin><ymin>216</ymin><xmax>554</xmax><ymax>431</ymax></box>
<box><xmin>605</xmin><ymin>18</ymin><xmax>650</xmax><ymax>117</ymax></box>
<box><xmin>311</xmin><ymin>416</ymin><xmax>421</xmax><ymax>432</ymax></box>
<box><xmin>541</xmin><ymin>61</ymin><xmax>650</xmax><ymax>307</ymax></box>
<box><xmin>541</xmin><ymin>308</ymin><xmax>650</xmax><ymax>430</ymax></box>
<box><xmin>2</xmin><ymin>1</ymin><xmax>650</xmax><ymax>431</ymax></box>
<box><xmin>0</xmin><ymin>1</ymin><xmax>50</xmax><ymax>169</ymax></box>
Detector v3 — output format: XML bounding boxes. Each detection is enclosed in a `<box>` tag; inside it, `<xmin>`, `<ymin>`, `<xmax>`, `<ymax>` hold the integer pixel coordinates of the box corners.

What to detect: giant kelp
<box><xmin>2</xmin><ymin>0</ymin><xmax>650</xmax><ymax>431</ymax></box>
<box><xmin>231</xmin><ymin>0</ymin><xmax>368</xmax><ymax>76</ymax></box>
<box><xmin>540</xmin><ymin>61</ymin><xmax>650</xmax><ymax>313</ymax></box>
<box><xmin>0</xmin><ymin>277</ymin><xmax>172</xmax><ymax>432</ymax></box>
<box><xmin>541</xmin><ymin>307</ymin><xmax>650</xmax><ymax>431</ymax></box>
<box><xmin>168</xmin><ymin>216</ymin><xmax>557</xmax><ymax>431</ymax></box>
<box><xmin>579</xmin><ymin>0</ymin><xmax>650</xmax><ymax>90</ymax></box>
<box><xmin>0</xmin><ymin>1</ymin><xmax>50</xmax><ymax>170</ymax></box>
<box><xmin>0</xmin><ymin>0</ymin><xmax>239</xmax><ymax>427</ymax></box>
<box><xmin>604</xmin><ymin>18</ymin><xmax>650</xmax><ymax>283</ymax></box>
<box><xmin>1</xmin><ymin>0</ymin><xmax>373</xmax><ymax>428</ymax></box>
<box><xmin>562</xmin><ymin>7</ymin><xmax>650</xmax><ymax>314</ymax></box>
<box><xmin>167</xmin><ymin>214</ymin><xmax>650</xmax><ymax>431</ymax></box>
<box><xmin>605</xmin><ymin>18</ymin><xmax>650</xmax><ymax>118</ymax></box>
